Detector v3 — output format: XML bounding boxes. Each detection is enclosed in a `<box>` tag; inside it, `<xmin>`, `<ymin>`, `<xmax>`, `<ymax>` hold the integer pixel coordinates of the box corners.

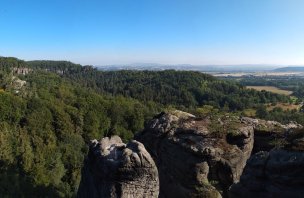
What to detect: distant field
<box><xmin>266</xmin><ymin>102</ymin><xmax>302</xmax><ymax>111</ymax></box>
<box><xmin>212</xmin><ymin>72</ymin><xmax>304</xmax><ymax>77</ymax></box>
<box><xmin>246</xmin><ymin>86</ymin><xmax>293</xmax><ymax>96</ymax></box>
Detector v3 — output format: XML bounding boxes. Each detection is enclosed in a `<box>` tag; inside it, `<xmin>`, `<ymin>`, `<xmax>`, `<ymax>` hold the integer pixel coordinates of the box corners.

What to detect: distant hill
<box><xmin>96</xmin><ymin>64</ymin><xmax>279</xmax><ymax>72</ymax></box>
<box><xmin>274</xmin><ymin>67</ymin><xmax>304</xmax><ymax>72</ymax></box>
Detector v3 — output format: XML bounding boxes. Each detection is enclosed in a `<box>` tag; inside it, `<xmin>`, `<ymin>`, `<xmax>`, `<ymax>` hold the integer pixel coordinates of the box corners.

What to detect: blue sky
<box><xmin>1</xmin><ymin>0</ymin><xmax>304</xmax><ymax>65</ymax></box>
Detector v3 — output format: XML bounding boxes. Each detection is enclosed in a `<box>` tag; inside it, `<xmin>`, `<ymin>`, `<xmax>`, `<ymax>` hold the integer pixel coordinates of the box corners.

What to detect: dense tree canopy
<box><xmin>0</xmin><ymin>57</ymin><xmax>161</xmax><ymax>197</ymax></box>
<box><xmin>27</xmin><ymin>61</ymin><xmax>290</xmax><ymax>111</ymax></box>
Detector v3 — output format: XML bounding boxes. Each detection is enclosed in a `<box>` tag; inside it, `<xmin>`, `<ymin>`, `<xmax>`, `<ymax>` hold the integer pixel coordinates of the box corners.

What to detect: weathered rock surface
<box><xmin>77</xmin><ymin>136</ymin><xmax>159</xmax><ymax>198</ymax></box>
<box><xmin>241</xmin><ymin>117</ymin><xmax>303</xmax><ymax>153</ymax></box>
<box><xmin>229</xmin><ymin>149</ymin><xmax>304</xmax><ymax>198</ymax></box>
<box><xmin>77</xmin><ymin>111</ymin><xmax>303</xmax><ymax>198</ymax></box>
<box><xmin>229</xmin><ymin>127</ymin><xmax>304</xmax><ymax>198</ymax></box>
<box><xmin>135</xmin><ymin>110</ymin><xmax>255</xmax><ymax>198</ymax></box>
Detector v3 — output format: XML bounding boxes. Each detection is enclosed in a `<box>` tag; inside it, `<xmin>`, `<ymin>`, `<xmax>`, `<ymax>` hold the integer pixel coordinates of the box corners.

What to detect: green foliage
<box><xmin>26</xmin><ymin>60</ymin><xmax>289</xmax><ymax>111</ymax></box>
<box><xmin>0</xmin><ymin>122</ymin><xmax>16</xmax><ymax>165</ymax></box>
<box><xmin>195</xmin><ymin>105</ymin><xmax>219</xmax><ymax>117</ymax></box>
<box><xmin>0</xmin><ymin>93</ymin><xmax>25</xmax><ymax>123</ymax></box>
<box><xmin>0</xmin><ymin>58</ymin><xmax>162</xmax><ymax>197</ymax></box>
<box><xmin>259</xmin><ymin>108</ymin><xmax>304</xmax><ymax>125</ymax></box>
<box><xmin>238</xmin><ymin>75</ymin><xmax>304</xmax><ymax>98</ymax></box>
<box><xmin>256</xmin><ymin>105</ymin><xmax>268</xmax><ymax>118</ymax></box>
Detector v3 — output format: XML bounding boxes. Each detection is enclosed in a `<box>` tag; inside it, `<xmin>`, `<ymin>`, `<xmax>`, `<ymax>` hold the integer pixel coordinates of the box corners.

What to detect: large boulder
<box><xmin>135</xmin><ymin>111</ymin><xmax>255</xmax><ymax>198</ymax></box>
<box><xmin>77</xmin><ymin>136</ymin><xmax>159</xmax><ymax>198</ymax></box>
<box><xmin>229</xmin><ymin>149</ymin><xmax>304</xmax><ymax>198</ymax></box>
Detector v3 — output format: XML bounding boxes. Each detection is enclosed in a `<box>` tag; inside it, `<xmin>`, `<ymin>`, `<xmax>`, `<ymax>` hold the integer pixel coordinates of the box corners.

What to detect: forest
<box><xmin>0</xmin><ymin>57</ymin><xmax>303</xmax><ymax>197</ymax></box>
<box><xmin>27</xmin><ymin>60</ymin><xmax>289</xmax><ymax>111</ymax></box>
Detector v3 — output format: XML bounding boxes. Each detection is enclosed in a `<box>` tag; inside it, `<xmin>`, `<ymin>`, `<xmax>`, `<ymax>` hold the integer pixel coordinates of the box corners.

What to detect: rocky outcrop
<box><xmin>135</xmin><ymin>111</ymin><xmax>255</xmax><ymax>198</ymax></box>
<box><xmin>77</xmin><ymin>136</ymin><xmax>159</xmax><ymax>198</ymax></box>
<box><xmin>229</xmin><ymin>149</ymin><xmax>304</xmax><ymax>198</ymax></box>
<box><xmin>241</xmin><ymin>117</ymin><xmax>303</xmax><ymax>153</ymax></box>
<box><xmin>229</xmin><ymin>128</ymin><xmax>304</xmax><ymax>198</ymax></box>
<box><xmin>13</xmin><ymin>67</ymin><xmax>32</xmax><ymax>75</ymax></box>
<box><xmin>77</xmin><ymin>111</ymin><xmax>303</xmax><ymax>198</ymax></box>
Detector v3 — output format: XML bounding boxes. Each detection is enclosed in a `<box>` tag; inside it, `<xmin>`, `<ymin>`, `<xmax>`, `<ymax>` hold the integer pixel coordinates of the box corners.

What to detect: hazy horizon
<box><xmin>2</xmin><ymin>56</ymin><xmax>304</xmax><ymax>68</ymax></box>
<box><xmin>5</xmin><ymin>58</ymin><xmax>304</xmax><ymax>68</ymax></box>
<box><xmin>1</xmin><ymin>0</ymin><xmax>304</xmax><ymax>66</ymax></box>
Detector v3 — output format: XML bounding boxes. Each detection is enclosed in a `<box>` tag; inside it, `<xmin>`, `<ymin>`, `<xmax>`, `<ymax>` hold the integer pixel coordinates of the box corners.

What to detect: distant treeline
<box><xmin>27</xmin><ymin>60</ymin><xmax>290</xmax><ymax>111</ymax></box>
<box><xmin>238</xmin><ymin>76</ymin><xmax>304</xmax><ymax>99</ymax></box>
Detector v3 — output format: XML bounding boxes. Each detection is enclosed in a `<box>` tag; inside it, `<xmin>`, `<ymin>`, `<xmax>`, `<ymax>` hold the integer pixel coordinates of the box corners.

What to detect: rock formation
<box><xmin>241</xmin><ymin>117</ymin><xmax>303</xmax><ymax>153</ymax></box>
<box><xmin>229</xmin><ymin>149</ymin><xmax>304</xmax><ymax>198</ymax></box>
<box><xmin>135</xmin><ymin>111</ymin><xmax>255</xmax><ymax>198</ymax></box>
<box><xmin>229</xmin><ymin>127</ymin><xmax>304</xmax><ymax>198</ymax></box>
<box><xmin>77</xmin><ymin>136</ymin><xmax>159</xmax><ymax>198</ymax></box>
<box><xmin>77</xmin><ymin>110</ymin><xmax>304</xmax><ymax>198</ymax></box>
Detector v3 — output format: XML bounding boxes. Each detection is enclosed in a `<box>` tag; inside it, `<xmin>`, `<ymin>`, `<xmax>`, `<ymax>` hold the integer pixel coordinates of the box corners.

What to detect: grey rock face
<box><xmin>135</xmin><ymin>111</ymin><xmax>254</xmax><ymax>198</ymax></box>
<box><xmin>77</xmin><ymin>136</ymin><xmax>159</xmax><ymax>198</ymax></box>
<box><xmin>229</xmin><ymin>149</ymin><xmax>304</xmax><ymax>198</ymax></box>
<box><xmin>241</xmin><ymin>117</ymin><xmax>303</xmax><ymax>153</ymax></box>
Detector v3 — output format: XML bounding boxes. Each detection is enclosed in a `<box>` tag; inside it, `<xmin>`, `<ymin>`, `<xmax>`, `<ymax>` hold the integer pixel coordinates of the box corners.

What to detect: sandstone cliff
<box><xmin>135</xmin><ymin>111</ymin><xmax>255</xmax><ymax>198</ymax></box>
<box><xmin>77</xmin><ymin>136</ymin><xmax>159</xmax><ymax>198</ymax></box>
<box><xmin>241</xmin><ymin>117</ymin><xmax>302</xmax><ymax>153</ymax></box>
<box><xmin>229</xmin><ymin>127</ymin><xmax>304</xmax><ymax>198</ymax></box>
<box><xmin>78</xmin><ymin>110</ymin><xmax>304</xmax><ymax>198</ymax></box>
<box><xmin>229</xmin><ymin>149</ymin><xmax>304</xmax><ymax>198</ymax></box>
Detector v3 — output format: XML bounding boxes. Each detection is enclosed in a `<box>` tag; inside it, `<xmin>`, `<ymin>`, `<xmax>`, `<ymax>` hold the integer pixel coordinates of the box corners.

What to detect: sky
<box><xmin>0</xmin><ymin>0</ymin><xmax>304</xmax><ymax>66</ymax></box>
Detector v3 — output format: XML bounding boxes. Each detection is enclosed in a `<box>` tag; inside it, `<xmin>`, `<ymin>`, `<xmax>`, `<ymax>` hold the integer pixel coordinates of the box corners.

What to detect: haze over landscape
<box><xmin>1</xmin><ymin>0</ymin><xmax>304</xmax><ymax>66</ymax></box>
